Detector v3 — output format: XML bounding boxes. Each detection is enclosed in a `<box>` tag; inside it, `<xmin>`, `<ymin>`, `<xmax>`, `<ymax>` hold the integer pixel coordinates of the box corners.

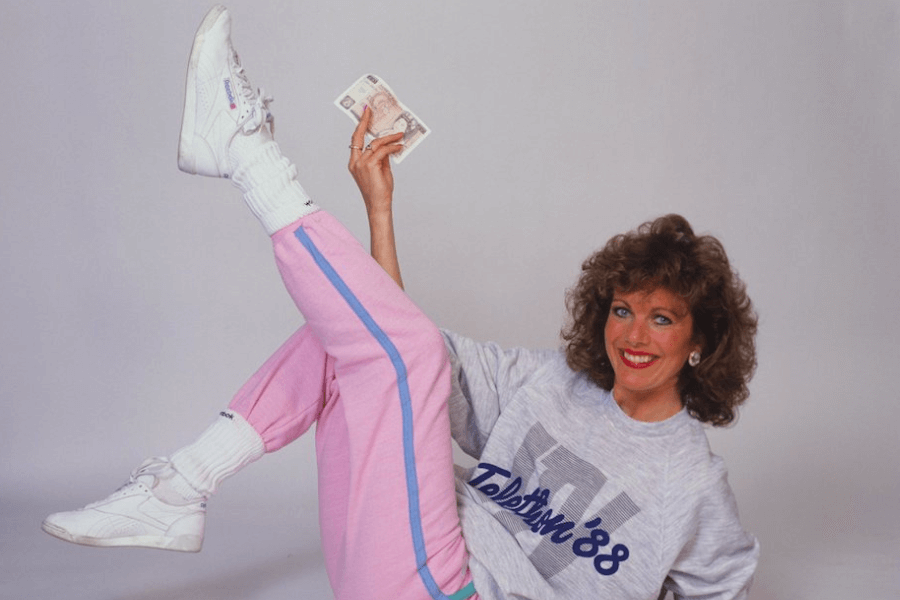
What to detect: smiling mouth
<box><xmin>620</xmin><ymin>350</ymin><xmax>658</xmax><ymax>369</ymax></box>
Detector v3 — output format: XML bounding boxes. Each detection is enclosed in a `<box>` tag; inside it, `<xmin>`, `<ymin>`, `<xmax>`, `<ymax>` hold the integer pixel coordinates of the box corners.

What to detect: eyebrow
<box><xmin>611</xmin><ymin>297</ymin><xmax>687</xmax><ymax>317</ymax></box>
<box><xmin>654</xmin><ymin>306</ymin><xmax>689</xmax><ymax>319</ymax></box>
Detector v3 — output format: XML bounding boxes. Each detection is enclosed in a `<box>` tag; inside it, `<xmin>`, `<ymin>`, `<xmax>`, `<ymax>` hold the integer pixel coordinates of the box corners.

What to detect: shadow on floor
<box><xmin>103</xmin><ymin>550</ymin><xmax>327</xmax><ymax>600</ymax></box>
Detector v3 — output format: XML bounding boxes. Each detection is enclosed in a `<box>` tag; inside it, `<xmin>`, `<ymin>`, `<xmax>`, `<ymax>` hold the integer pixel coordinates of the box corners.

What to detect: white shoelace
<box><xmin>231</xmin><ymin>51</ymin><xmax>275</xmax><ymax>137</ymax></box>
<box><xmin>82</xmin><ymin>457</ymin><xmax>169</xmax><ymax>508</ymax></box>
<box><xmin>120</xmin><ymin>457</ymin><xmax>168</xmax><ymax>490</ymax></box>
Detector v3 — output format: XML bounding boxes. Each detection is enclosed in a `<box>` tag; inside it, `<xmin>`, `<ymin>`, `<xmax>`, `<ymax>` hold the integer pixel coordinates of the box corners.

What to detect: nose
<box><xmin>625</xmin><ymin>320</ymin><xmax>649</xmax><ymax>345</ymax></box>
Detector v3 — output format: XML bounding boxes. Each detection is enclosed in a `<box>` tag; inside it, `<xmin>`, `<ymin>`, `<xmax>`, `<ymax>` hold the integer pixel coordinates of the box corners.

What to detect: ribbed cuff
<box><xmin>170</xmin><ymin>411</ymin><xmax>266</xmax><ymax>497</ymax></box>
<box><xmin>232</xmin><ymin>142</ymin><xmax>320</xmax><ymax>235</ymax></box>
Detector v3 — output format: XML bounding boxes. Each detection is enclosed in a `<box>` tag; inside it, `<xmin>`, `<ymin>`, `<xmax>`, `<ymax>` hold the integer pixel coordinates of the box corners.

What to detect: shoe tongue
<box><xmin>134</xmin><ymin>472</ymin><xmax>159</xmax><ymax>487</ymax></box>
<box><xmin>132</xmin><ymin>459</ymin><xmax>171</xmax><ymax>488</ymax></box>
<box><xmin>151</xmin><ymin>475</ymin><xmax>199</xmax><ymax>507</ymax></box>
<box><xmin>241</xmin><ymin>100</ymin><xmax>268</xmax><ymax>133</ymax></box>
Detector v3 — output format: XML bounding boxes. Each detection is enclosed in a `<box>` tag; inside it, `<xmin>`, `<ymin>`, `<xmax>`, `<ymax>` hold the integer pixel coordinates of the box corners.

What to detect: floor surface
<box><xmin>2</xmin><ymin>494</ymin><xmax>333</xmax><ymax>600</ymax></box>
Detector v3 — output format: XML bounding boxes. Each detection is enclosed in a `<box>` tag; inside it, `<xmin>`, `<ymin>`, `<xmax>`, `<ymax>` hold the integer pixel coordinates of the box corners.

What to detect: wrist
<box><xmin>366</xmin><ymin>204</ymin><xmax>394</xmax><ymax>224</ymax></box>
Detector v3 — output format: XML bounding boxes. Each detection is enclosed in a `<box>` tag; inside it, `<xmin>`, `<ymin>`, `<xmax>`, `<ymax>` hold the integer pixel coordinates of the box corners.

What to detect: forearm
<box><xmin>368</xmin><ymin>206</ymin><xmax>404</xmax><ymax>290</ymax></box>
<box><xmin>347</xmin><ymin>107</ymin><xmax>406</xmax><ymax>290</ymax></box>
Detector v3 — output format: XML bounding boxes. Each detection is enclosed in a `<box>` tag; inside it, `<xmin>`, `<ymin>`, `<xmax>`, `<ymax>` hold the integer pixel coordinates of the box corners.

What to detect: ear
<box><xmin>690</xmin><ymin>329</ymin><xmax>705</xmax><ymax>354</ymax></box>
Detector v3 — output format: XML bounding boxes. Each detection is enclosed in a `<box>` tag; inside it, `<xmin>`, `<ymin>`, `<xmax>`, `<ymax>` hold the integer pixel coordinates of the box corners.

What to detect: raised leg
<box><xmin>47</xmin><ymin>5</ymin><xmax>477</xmax><ymax>597</ymax></box>
<box><xmin>270</xmin><ymin>212</ymin><xmax>473</xmax><ymax>600</ymax></box>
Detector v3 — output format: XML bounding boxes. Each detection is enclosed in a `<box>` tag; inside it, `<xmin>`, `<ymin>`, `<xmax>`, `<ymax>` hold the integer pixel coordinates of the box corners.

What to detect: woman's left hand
<box><xmin>347</xmin><ymin>107</ymin><xmax>406</xmax><ymax>219</ymax></box>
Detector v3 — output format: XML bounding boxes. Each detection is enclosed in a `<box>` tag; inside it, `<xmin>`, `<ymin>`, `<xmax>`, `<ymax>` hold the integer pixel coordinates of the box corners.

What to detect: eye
<box><xmin>612</xmin><ymin>306</ymin><xmax>630</xmax><ymax>318</ymax></box>
<box><xmin>653</xmin><ymin>314</ymin><xmax>672</xmax><ymax>325</ymax></box>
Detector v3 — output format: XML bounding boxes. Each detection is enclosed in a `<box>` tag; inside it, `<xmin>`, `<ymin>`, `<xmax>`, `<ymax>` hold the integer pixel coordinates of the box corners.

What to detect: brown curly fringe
<box><xmin>561</xmin><ymin>214</ymin><xmax>757</xmax><ymax>426</ymax></box>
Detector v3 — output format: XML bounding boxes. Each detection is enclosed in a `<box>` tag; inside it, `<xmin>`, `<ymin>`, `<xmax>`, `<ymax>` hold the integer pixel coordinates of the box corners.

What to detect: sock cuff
<box><xmin>232</xmin><ymin>142</ymin><xmax>320</xmax><ymax>235</ymax></box>
<box><xmin>232</xmin><ymin>142</ymin><xmax>288</xmax><ymax>189</ymax></box>
<box><xmin>170</xmin><ymin>411</ymin><xmax>266</xmax><ymax>497</ymax></box>
<box><xmin>250</xmin><ymin>180</ymin><xmax>320</xmax><ymax>235</ymax></box>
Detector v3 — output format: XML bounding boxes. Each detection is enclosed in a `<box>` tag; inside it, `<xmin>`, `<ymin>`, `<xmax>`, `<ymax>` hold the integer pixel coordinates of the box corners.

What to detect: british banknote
<box><xmin>334</xmin><ymin>74</ymin><xmax>430</xmax><ymax>163</ymax></box>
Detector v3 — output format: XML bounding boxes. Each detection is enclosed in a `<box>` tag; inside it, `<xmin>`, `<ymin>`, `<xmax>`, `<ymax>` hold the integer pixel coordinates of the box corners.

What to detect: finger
<box><xmin>351</xmin><ymin>106</ymin><xmax>371</xmax><ymax>150</ymax></box>
<box><xmin>365</xmin><ymin>131</ymin><xmax>405</xmax><ymax>153</ymax></box>
<box><xmin>348</xmin><ymin>109</ymin><xmax>372</xmax><ymax>169</ymax></box>
<box><xmin>353</xmin><ymin>144</ymin><xmax>402</xmax><ymax>177</ymax></box>
<box><xmin>369</xmin><ymin>139</ymin><xmax>406</xmax><ymax>164</ymax></box>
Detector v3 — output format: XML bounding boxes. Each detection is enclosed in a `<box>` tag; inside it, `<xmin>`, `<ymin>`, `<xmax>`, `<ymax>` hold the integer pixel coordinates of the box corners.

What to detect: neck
<box><xmin>612</xmin><ymin>388</ymin><xmax>683</xmax><ymax>422</ymax></box>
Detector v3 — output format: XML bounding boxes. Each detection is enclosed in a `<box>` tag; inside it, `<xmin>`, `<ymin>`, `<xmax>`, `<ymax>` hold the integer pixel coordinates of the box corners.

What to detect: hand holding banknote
<box><xmin>347</xmin><ymin>107</ymin><xmax>405</xmax><ymax>213</ymax></box>
<box><xmin>335</xmin><ymin>74</ymin><xmax>430</xmax><ymax>164</ymax></box>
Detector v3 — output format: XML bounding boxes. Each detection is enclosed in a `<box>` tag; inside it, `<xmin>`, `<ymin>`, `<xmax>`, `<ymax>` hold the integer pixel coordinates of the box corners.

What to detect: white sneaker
<box><xmin>177</xmin><ymin>5</ymin><xmax>273</xmax><ymax>178</ymax></box>
<box><xmin>41</xmin><ymin>458</ymin><xmax>206</xmax><ymax>552</ymax></box>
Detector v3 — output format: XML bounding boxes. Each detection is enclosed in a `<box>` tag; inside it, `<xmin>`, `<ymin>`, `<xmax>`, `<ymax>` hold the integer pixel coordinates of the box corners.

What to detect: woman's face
<box><xmin>604</xmin><ymin>287</ymin><xmax>700</xmax><ymax>417</ymax></box>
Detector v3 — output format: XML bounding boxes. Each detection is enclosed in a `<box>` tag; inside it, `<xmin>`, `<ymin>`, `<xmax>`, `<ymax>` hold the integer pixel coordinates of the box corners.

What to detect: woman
<box><xmin>43</xmin><ymin>6</ymin><xmax>758</xmax><ymax>600</ymax></box>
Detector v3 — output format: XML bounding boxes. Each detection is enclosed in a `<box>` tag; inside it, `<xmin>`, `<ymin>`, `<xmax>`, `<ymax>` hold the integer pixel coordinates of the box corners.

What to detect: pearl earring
<box><xmin>688</xmin><ymin>351</ymin><xmax>701</xmax><ymax>367</ymax></box>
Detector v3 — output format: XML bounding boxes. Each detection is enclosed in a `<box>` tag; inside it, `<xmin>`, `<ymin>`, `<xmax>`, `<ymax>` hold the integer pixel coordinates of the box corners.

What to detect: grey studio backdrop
<box><xmin>2</xmin><ymin>1</ymin><xmax>898</xmax><ymax>599</ymax></box>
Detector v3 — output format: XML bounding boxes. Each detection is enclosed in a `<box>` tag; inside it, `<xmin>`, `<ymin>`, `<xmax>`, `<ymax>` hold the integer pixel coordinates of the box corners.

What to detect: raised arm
<box><xmin>347</xmin><ymin>107</ymin><xmax>407</xmax><ymax>289</ymax></box>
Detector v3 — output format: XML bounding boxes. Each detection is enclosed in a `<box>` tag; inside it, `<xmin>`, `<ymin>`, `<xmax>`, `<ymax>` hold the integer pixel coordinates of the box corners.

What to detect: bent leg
<box><xmin>271</xmin><ymin>211</ymin><xmax>473</xmax><ymax>600</ymax></box>
<box><xmin>227</xmin><ymin>324</ymin><xmax>331</xmax><ymax>453</ymax></box>
<box><xmin>170</xmin><ymin>324</ymin><xmax>331</xmax><ymax>498</ymax></box>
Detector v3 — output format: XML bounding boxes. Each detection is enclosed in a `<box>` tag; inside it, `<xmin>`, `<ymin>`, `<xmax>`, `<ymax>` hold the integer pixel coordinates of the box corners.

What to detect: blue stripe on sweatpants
<box><xmin>294</xmin><ymin>226</ymin><xmax>474</xmax><ymax>600</ymax></box>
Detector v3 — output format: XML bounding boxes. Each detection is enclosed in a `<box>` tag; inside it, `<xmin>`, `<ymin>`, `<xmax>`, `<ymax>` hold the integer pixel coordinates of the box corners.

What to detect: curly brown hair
<box><xmin>561</xmin><ymin>214</ymin><xmax>757</xmax><ymax>426</ymax></box>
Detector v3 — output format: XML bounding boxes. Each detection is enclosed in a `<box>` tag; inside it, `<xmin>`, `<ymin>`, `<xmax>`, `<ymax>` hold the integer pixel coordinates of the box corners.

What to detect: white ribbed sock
<box><xmin>170</xmin><ymin>411</ymin><xmax>266</xmax><ymax>498</ymax></box>
<box><xmin>230</xmin><ymin>139</ymin><xmax>320</xmax><ymax>235</ymax></box>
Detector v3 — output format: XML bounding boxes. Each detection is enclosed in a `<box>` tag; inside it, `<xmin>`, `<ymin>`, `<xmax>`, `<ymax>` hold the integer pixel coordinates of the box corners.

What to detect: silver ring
<box><xmin>349</xmin><ymin>145</ymin><xmax>363</xmax><ymax>150</ymax></box>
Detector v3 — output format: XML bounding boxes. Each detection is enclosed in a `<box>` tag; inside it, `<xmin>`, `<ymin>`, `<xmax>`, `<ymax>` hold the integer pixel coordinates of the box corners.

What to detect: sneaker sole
<box><xmin>41</xmin><ymin>519</ymin><xmax>202</xmax><ymax>553</ymax></box>
<box><xmin>177</xmin><ymin>4</ymin><xmax>228</xmax><ymax>175</ymax></box>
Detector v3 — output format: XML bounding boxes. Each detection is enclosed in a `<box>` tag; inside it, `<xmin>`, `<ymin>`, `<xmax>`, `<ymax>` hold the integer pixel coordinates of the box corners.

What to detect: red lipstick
<box><xmin>620</xmin><ymin>349</ymin><xmax>657</xmax><ymax>369</ymax></box>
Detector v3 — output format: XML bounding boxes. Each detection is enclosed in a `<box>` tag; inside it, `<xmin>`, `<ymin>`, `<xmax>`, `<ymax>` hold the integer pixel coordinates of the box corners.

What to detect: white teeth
<box><xmin>623</xmin><ymin>351</ymin><xmax>654</xmax><ymax>363</ymax></box>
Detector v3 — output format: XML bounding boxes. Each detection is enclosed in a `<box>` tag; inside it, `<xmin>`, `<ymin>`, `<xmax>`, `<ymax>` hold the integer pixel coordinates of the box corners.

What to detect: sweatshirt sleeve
<box><xmin>663</xmin><ymin>457</ymin><xmax>760</xmax><ymax>600</ymax></box>
<box><xmin>441</xmin><ymin>329</ymin><xmax>551</xmax><ymax>458</ymax></box>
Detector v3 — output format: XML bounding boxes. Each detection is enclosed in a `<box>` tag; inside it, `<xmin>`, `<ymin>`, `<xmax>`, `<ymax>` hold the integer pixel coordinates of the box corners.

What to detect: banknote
<box><xmin>334</xmin><ymin>74</ymin><xmax>430</xmax><ymax>163</ymax></box>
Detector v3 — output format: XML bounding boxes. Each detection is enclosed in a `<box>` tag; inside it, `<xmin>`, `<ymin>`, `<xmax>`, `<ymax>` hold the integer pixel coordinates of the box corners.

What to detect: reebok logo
<box><xmin>223</xmin><ymin>79</ymin><xmax>237</xmax><ymax>109</ymax></box>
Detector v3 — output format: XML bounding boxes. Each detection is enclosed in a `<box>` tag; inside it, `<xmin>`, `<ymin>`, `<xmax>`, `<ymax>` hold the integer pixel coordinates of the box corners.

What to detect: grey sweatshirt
<box><xmin>442</xmin><ymin>330</ymin><xmax>759</xmax><ymax>600</ymax></box>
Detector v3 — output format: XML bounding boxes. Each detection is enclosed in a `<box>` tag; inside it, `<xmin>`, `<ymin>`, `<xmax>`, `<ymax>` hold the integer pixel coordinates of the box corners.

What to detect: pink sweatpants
<box><xmin>226</xmin><ymin>211</ymin><xmax>476</xmax><ymax>600</ymax></box>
